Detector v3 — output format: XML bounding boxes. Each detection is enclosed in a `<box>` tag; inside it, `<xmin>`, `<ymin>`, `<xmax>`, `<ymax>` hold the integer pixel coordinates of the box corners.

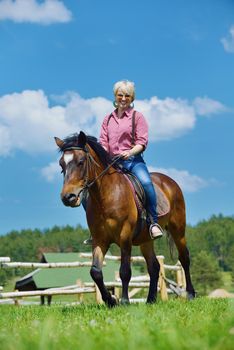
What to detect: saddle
<box><xmin>123</xmin><ymin>171</ymin><xmax>170</xmax><ymax>218</ymax></box>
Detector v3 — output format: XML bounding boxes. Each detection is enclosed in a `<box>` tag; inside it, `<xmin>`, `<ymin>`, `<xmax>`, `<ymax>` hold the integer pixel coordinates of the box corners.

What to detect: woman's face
<box><xmin>115</xmin><ymin>88</ymin><xmax>133</xmax><ymax>109</ymax></box>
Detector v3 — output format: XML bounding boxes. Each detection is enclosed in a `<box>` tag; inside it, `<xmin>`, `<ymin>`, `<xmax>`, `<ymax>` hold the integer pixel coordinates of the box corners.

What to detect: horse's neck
<box><xmin>87</xmin><ymin>149</ymin><xmax>104</xmax><ymax>179</ymax></box>
<box><xmin>87</xmin><ymin>147</ymin><xmax>119</xmax><ymax>202</ymax></box>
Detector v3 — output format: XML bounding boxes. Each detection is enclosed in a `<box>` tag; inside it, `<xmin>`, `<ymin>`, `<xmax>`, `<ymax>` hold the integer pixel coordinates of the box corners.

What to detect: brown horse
<box><xmin>55</xmin><ymin>131</ymin><xmax>195</xmax><ymax>307</ymax></box>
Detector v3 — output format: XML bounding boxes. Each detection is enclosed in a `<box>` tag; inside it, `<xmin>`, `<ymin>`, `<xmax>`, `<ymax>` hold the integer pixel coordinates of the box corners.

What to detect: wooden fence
<box><xmin>0</xmin><ymin>254</ymin><xmax>186</xmax><ymax>305</ymax></box>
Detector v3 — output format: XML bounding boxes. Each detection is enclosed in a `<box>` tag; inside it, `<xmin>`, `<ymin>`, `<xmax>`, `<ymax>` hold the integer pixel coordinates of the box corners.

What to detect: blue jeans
<box><xmin>118</xmin><ymin>155</ymin><xmax>158</xmax><ymax>224</ymax></box>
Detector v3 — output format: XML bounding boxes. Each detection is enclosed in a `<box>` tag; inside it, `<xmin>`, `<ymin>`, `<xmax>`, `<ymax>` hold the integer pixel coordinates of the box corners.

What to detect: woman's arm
<box><xmin>99</xmin><ymin>116</ymin><xmax>109</xmax><ymax>152</ymax></box>
<box><xmin>121</xmin><ymin>144</ymin><xmax>144</xmax><ymax>159</ymax></box>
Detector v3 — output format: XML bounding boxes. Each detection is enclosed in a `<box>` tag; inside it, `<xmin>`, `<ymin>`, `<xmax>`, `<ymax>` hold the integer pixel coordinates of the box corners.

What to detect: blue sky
<box><xmin>0</xmin><ymin>0</ymin><xmax>234</xmax><ymax>235</ymax></box>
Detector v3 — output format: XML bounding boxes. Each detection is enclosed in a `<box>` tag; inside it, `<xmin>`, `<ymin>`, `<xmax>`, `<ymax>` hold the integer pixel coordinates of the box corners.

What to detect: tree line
<box><xmin>0</xmin><ymin>215</ymin><xmax>233</xmax><ymax>295</ymax></box>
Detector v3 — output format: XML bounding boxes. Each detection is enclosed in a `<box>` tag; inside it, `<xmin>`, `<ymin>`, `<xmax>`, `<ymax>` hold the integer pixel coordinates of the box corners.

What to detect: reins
<box><xmin>84</xmin><ymin>154</ymin><xmax>122</xmax><ymax>190</ymax></box>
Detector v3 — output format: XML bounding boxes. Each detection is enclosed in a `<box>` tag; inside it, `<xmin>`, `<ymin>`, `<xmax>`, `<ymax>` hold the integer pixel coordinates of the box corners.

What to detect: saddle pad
<box><xmin>153</xmin><ymin>183</ymin><xmax>170</xmax><ymax>217</ymax></box>
<box><xmin>124</xmin><ymin>173</ymin><xmax>170</xmax><ymax>218</ymax></box>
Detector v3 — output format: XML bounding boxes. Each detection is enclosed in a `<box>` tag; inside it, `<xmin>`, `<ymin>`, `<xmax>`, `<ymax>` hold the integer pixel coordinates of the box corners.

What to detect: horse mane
<box><xmin>60</xmin><ymin>133</ymin><xmax>117</xmax><ymax>168</ymax></box>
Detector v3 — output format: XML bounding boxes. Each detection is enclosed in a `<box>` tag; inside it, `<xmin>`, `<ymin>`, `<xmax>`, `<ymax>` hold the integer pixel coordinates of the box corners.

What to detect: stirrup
<box><xmin>83</xmin><ymin>237</ymin><xmax>93</xmax><ymax>245</ymax></box>
<box><xmin>149</xmin><ymin>223</ymin><xmax>164</xmax><ymax>240</ymax></box>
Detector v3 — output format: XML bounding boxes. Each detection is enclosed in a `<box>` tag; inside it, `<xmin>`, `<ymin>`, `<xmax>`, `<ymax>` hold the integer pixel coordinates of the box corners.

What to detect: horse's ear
<box><xmin>78</xmin><ymin>131</ymin><xmax>87</xmax><ymax>147</ymax></box>
<box><xmin>54</xmin><ymin>137</ymin><xmax>64</xmax><ymax>149</ymax></box>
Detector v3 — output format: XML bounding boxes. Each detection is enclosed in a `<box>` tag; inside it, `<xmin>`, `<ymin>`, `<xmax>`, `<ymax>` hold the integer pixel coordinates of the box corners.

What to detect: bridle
<box><xmin>62</xmin><ymin>146</ymin><xmax>122</xmax><ymax>196</ymax></box>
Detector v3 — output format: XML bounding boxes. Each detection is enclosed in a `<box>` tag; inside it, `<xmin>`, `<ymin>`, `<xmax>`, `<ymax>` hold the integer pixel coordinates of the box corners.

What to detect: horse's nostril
<box><xmin>66</xmin><ymin>193</ymin><xmax>76</xmax><ymax>200</ymax></box>
<box><xmin>62</xmin><ymin>193</ymin><xmax>77</xmax><ymax>205</ymax></box>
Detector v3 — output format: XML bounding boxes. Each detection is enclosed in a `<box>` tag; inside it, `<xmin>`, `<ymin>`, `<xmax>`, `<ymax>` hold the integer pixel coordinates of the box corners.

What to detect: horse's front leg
<box><xmin>90</xmin><ymin>245</ymin><xmax>117</xmax><ymax>308</ymax></box>
<box><xmin>119</xmin><ymin>239</ymin><xmax>132</xmax><ymax>305</ymax></box>
<box><xmin>140</xmin><ymin>241</ymin><xmax>160</xmax><ymax>304</ymax></box>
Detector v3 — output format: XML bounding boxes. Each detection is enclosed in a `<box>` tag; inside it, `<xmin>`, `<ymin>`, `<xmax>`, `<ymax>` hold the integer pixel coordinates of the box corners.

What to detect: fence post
<box><xmin>14</xmin><ymin>289</ymin><xmax>20</xmax><ymax>306</ymax></box>
<box><xmin>76</xmin><ymin>279</ymin><xmax>83</xmax><ymax>303</ymax></box>
<box><xmin>94</xmin><ymin>284</ymin><xmax>104</xmax><ymax>304</ymax></box>
<box><xmin>114</xmin><ymin>271</ymin><xmax>121</xmax><ymax>299</ymax></box>
<box><xmin>176</xmin><ymin>261</ymin><xmax>186</xmax><ymax>290</ymax></box>
<box><xmin>157</xmin><ymin>256</ymin><xmax>168</xmax><ymax>301</ymax></box>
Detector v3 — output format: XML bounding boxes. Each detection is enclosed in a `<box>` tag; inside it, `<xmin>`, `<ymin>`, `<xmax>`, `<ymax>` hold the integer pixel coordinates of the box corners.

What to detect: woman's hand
<box><xmin>120</xmin><ymin>145</ymin><xmax>144</xmax><ymax>160</ymax></box>
<box><xmin>120</xmin><ymin>150</ymin><xmax>132</xmax><ymax>160</ymax></box>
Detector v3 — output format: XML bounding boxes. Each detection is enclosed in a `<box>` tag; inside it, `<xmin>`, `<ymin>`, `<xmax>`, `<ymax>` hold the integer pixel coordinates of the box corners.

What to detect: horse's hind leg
<box><xmin>169</xmin><ymin>222</ymin><xmax>195</xmax><ymax>299</ymax></box>
<box><xmin>177</xmin><ymin>237</ymin><xmax>195</xmax><ymax>299</ymax></box>
<box><xmin>90</xmin><ymin>244</ymin><xmax>117</xmax><ymax>308</ymax></box>
<box><xmin>140</xmin><ymin>241</ymin><xmax>160</xmax><ymax>303</ymax></box>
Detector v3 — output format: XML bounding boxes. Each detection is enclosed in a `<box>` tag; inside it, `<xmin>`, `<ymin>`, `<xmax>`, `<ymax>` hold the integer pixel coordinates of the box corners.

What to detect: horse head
<box><xmin>55</xmin><ymin>131</ymin><xmax>89</xmax><ymax>207</ymax></box>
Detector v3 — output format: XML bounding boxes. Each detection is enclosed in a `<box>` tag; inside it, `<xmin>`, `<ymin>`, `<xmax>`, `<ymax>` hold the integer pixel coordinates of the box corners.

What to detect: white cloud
<box><xmin>193</xmin><ymin>97</ymin><xmax>227</xmax><ymax>116</ymax></box>
<box><xmin>41</xmin><ymin>160</ymin><xmax>59</xmax><ymax>182</ymax></box>
<box><xmin>0</xmin><ymin>125</ymin><xmax>11</xmax><ymax>156</ymax></box>
<box><xmin>0</xmin><ymin>0</ymin><xmax>72</xmax><ymax>24</ymax></box>
<box><xmin>0</xmin><ymin>89</ymin><xmax>226</xmax><ymax>156</ymax></box>
<box><xmin>135</xmin><ymin>97</ymin><xmax>196</xmax><ymax>141</ymax></box>
<box><xmin>0</xmin><ymin>90</ymin><xmax>69</xmax><ymax>154</ymax></box>
<box><xmin>148</xmin><ymin>166</ymin><xmax>209</xmax><ymax>193</ymax></box>
<box><xmin>221</xmin><ymin>25</ymin><xmax>234</xmax><ymax>53</ymax></box>
<box><xmin>0</xmin><ymin>89</ymin><xmax>112</xmax><ymax>156</ymax></box>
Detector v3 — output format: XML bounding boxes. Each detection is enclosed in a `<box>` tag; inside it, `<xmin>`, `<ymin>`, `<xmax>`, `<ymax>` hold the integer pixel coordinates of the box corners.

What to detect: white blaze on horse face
<box><xmin>64</xmin><ymin>153</ymin><xmax>74</xmax><ymax>165</ymax></box>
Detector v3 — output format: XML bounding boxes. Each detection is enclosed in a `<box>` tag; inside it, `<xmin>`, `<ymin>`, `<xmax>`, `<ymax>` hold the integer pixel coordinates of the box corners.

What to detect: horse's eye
<box><xmin>78</xmin><ymin>158</ymin><xmax>85</xmax><ymax>166</ymax></box>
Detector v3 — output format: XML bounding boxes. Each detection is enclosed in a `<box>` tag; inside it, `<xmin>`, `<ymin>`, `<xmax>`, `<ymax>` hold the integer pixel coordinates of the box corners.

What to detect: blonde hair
<box><xmin>113</xmin><ymin>80</ymin><xmax>135</xmax><ymax>100</ymax></box>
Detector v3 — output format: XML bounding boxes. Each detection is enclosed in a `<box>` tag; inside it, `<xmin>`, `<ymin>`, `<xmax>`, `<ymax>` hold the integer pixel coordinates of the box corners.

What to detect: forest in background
<box><xmin>0</xmin><ymin>215</ymin><xmax>233</xmax><ymax>295</ymax></box>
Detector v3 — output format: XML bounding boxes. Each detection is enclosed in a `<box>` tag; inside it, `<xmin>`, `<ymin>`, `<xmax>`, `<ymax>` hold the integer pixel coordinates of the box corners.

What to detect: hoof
<box><xmin>187</xmin><ymin>291</ymin><xmax>196</xmax><ymax>300</ymax></box>
<box><xmin>120</xmin><ymin>298</ymin><xmax>130</xmax><ymax>306</ymax></box>
<box><xmin>106</xmin><ymin>295</ymin><xmax>118</xmax><ymax>308</ymax></box>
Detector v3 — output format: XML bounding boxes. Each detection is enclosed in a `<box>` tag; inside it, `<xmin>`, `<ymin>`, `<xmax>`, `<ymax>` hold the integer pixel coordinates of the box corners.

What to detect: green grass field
<box><xmin>0</xmin><ymin>298</ymin><xmax>233</xmax><ymax>350</ymax></box>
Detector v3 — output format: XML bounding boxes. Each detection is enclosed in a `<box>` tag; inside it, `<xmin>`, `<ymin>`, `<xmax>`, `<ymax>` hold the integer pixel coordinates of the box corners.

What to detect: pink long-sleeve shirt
<box><xmin>99</xmin><ymin>108</ymin><xmax>148</xmax><ymax>156</ymax></box>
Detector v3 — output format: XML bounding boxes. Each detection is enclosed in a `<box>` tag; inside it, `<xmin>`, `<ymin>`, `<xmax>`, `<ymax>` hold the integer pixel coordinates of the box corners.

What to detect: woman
<box><xmin>100</xmin><ymin>80</ymin><xmax>163</xmax><ymax>239</ymax></box>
